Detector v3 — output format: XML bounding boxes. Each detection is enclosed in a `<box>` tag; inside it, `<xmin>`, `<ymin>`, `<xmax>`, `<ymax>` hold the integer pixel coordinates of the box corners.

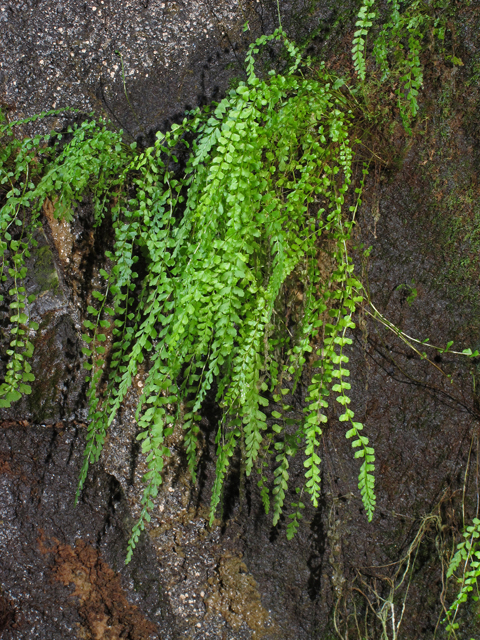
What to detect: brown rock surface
<box><xmin>1</xmin><ymin>2</ymin><xmax>480</xmax><ymax>639</ymax></box>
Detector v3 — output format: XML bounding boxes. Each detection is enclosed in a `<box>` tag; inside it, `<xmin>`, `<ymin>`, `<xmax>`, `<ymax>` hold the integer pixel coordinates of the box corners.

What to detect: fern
<box><xmin>287</xmin><ymin>488</ymin><xmax>306</xmax><ymax>540</ymax></box>
<box><xmin>369</xmin><ymin>0</ymin><xmax>450</xmax><ymax>132</ymax></box>
<box><xmin>445</xmin><ymin>518</ymin><xmax>480</xmax><ymax>634</ymax></box>
<box><xmin>1</xmin><ymin>29</ymin><xmax>378</xmax><ymax>562</ymax></box>
<box><xmin>352</xmin><ymin>0</ymin><xmax>377</xmax><ymax>82</ymax></box>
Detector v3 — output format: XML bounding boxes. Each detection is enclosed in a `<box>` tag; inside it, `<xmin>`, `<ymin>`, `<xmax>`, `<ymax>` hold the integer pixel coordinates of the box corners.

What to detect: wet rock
<box><xmin>0</xmin><ymin>593</ymin><xmax>16</xmax><ymax>636</ymax></box>
<box><xmin>0</xmin><ymin>228</ymin><xmax>86</xmax><ymax>425</ymax></box>
<box><xmin>1</xmin><ymin>1</ymin><xmax>480</xmax><ymax>639</ymax></box>
<box><xmin>101</xmin><ymin>398</ymin><xmax>279</xmax><ymax>640</ymax></box>
<box><xmin>0</xmin><ymin>0</ymin><xmax>350</xmax><ymax>139</ymax></box>
<box><xmin>205</xmin><ymin>552</ymin><xmax>271</xmax><ymax>638</ymax></box>
<box><xmin>0</xmin><ymin>421</ymin><xmax>175</xmax><ymax>639</ymax></box>
<box><xmin>43</xmin><ymin>537</ymin><xmax>158</xmax><ymax>640</ymax></box>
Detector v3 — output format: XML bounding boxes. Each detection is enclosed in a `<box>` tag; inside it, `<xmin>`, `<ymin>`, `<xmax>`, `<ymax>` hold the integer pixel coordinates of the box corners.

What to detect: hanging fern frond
<box><xmin>370</xmin><ymin>0</ymin><xmax>450</xmax><ymax>132</ymax></box>
<box><xmin>444</xmin><ymin>518</ymin><xmax>480</xmax><ymax>634</ymax></box>
<box><xmin>352</xmin><ymin>0</ymin><xmax>377</xmax><ymax>82</ymax></box>
<box><xmin>1</xmin><ymin>27</ymin><xmax>378</xmax><ymax>562</ymax></box>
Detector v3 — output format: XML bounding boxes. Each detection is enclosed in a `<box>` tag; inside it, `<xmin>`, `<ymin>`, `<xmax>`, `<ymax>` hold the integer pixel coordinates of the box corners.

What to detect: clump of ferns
<box><xmin>352</xmin><ymin>0</ymin><xmax>455</xmax><ymax>134</ymax></box>
<box><xmin>0</xmin><ymin>29</ymin><xmax>376</xmax><ymax>562</ymax></box>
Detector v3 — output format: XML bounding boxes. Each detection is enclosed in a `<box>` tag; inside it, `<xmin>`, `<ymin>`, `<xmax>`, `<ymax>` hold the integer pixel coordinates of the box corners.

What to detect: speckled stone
<box><xmin>0</xmin><ymin>0</ymin><xmax>335</xmax><ymax>139</ymax></box>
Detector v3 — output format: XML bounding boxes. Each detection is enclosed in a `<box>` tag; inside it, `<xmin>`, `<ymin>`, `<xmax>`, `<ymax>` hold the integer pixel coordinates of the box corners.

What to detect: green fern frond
<box><xmin>352</xmin><ymin>0</ymin><xmax>377</xmax><ymax>82</ymax></box>
<box><xmin>2</xmin><ymin>27</ymin><xmax>381</xmax><ymax>562</ymax></box>
<box><xmin>445</xmin><ymin>518</ymin><xmax>480</xmax><ymax>631</ymax></box>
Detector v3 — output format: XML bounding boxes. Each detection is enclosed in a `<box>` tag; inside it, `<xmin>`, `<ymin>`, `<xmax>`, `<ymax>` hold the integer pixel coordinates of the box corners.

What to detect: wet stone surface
<box><xmin>0</xmin><ymin>421</ymin><xmax>175</xmax><ymax>639</ymax></box>
<box><xmin>101</xmin><ymin>393</ymin><xmax>280</xmax><ymax>639</ymax></box>
<box><xmin>0</xmin><ymin>1</ymin><xmax>480</xmax><ymax>639</ymax></box>
<box><xmin>0</xmin><ymin>225</ymin><xmax>86</xmax><ymax>425</ymax></box>
<box><xmin>0</xmin><ymin>0</ymin><xmax>342</xmax><ymax>139</ymax></box>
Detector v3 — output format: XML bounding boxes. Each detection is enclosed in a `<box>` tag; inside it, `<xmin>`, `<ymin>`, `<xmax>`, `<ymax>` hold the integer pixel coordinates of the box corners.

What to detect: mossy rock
<box><xmin>27</xmin><ymin>312</ymin><xmax>83</xmax><ymax>423</ymax></box>
<box><xmin>30</xmin><ymin>244</ymin><xmax>60</xmax><ymax>296</ymax></box>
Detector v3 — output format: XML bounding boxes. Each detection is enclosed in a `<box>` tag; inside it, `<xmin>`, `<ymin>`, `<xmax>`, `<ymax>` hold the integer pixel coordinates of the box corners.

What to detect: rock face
<box><xmin>0</xmin><ymin>0</ymin><xmax>345</xmax><ymax>138</ymax></box>
<box><xmin>0</xmin><ymin>421</ymin><xmax>174</xmax><ymax>639</ymax></box>
<box><xmin>1</xmin><ymin>1</ymin><xmax>480</xmax><ymax>639</ymax></box>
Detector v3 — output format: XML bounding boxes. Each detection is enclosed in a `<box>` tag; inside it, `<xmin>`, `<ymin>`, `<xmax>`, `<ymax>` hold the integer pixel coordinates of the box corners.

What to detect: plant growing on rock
<box><xmin>0</xmin><ymin>29</ymin><xmax>376</xmax><ymax>562</ymax></box>
<box><xmin>0</xmin><ymin>8</ymin><xmax>472</xmax><ymax>611</ymax></box>
<box><xmin>353</xmin><ymin>0</ymin><xmax>454</xmax><ymax>132</ymax></box>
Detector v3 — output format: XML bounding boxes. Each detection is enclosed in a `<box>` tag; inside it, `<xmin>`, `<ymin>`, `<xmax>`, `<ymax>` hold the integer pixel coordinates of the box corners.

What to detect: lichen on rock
<box><xmin>205</xmin><ymin>552</ymin><xmax>273</xmax><ymax>639</ymax></box>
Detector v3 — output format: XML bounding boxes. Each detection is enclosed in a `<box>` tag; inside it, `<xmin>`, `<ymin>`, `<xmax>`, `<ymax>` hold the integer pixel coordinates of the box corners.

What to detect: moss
<box><xmin>205</xmin><ymin>551</ymin><xmax>273</xmax><ymax>638</ymax></box>
<box><xmin>39</xmin><ymin>535</ymin><xmax>157</xmax><ymax>640</ymax></box>
<box><xmin>410</xmin><ymin>6</ymin><xmax>480</xmax><ymax>311</ymax></box>
<box><xmin>31</xmin><ymin>244</ymin><xmax>60</xmax><ymax>295</ymax></box>
<box><xmin>27</xmin><ymin>312</ymin><xmax>68</xmax><ymax>423</ymax></box>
